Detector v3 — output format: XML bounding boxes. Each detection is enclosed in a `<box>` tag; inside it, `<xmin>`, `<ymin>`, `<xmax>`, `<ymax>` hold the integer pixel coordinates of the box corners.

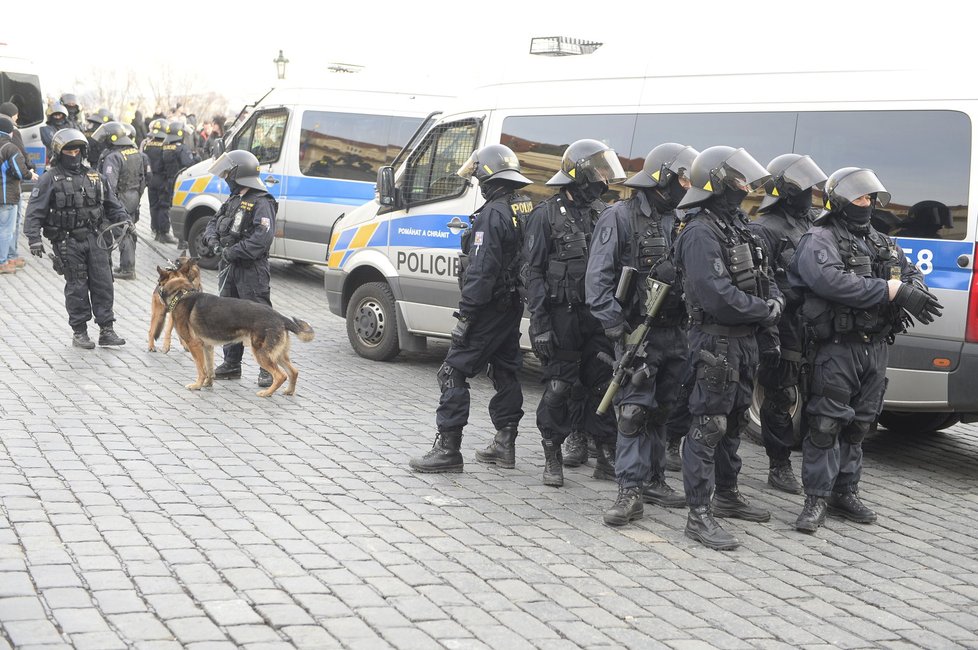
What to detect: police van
<box><xmin>325</xmin><ymin>61</ymin><xmax>978</xmax><ymax>436</ymax></box>
<box><xmin>0</xmin><ymin>49</ymin><xmax>46</xmax><ymax>174</ymax></box>
<box><xmin>169</xmin><ymin>83</ymin><xmax>450</xmax><ymax>269</ymax></box>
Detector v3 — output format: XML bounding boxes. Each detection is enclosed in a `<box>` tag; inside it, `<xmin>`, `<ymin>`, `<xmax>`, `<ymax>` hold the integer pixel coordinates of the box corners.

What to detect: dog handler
<box><xmin>203</xmin><ymin>150</ymin><xmax>278</xmax><ymax>388</ymax></box>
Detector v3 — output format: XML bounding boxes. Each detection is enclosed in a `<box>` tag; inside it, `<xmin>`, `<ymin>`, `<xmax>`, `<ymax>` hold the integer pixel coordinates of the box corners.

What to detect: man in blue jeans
<box><xmin>0</xmin><ymin>115</ymin><xmax>28</xmax><ymax>274</ymax></box>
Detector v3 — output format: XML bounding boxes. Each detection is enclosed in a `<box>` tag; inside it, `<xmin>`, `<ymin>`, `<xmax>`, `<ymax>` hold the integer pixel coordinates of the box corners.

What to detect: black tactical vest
<box><xmin>628</xmin><ymin>209</ymin><xmax>685</xmax><ymax>325</ymax></box>
<box><xmin>116</xmin><ymin>147</ymin><xmax>146</xmax><ymax>195</ymax></box>
<box><xmin>161</xmin><ymin>143</ymin><xmax>184</xmax><ymax>179</ymax></box>
<box><xmin>44</xmin><ymin>170</ymin><xmax>105</xmax><ymax>234</ymax></box>
<box><xmin>143</xmin><ymin>139</ymin><xmax>164</xmax><ymax>173</ymax></box>
<box><xmin>460</xmin><ymin>193</ymin><xmax>530</xmax><ymax>297</ymax></box>
<box><xmin>545</xmin><ymin>195</ymin><xmax>599</xmax><ymax>304</ymax></box>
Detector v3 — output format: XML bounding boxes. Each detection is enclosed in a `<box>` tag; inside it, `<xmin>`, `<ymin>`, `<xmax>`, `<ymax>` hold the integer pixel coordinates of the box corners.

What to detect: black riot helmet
<box><xmin>60</xmin><ymin>93</ymin><xmax>80</xmax><ymax>117</ymax></box>
<box><xmin>456</xmin><ymin>144</ymin><xmax>532</xmax><ymax>186</ymax></box>
<box><xmin>86</xmin><ymin>108</ymin><xmax>115</xmax><ymax>128</ymax></box>
<box><xmin>677</xmin><ymin>146</ymin><xmax>771</xmax><ymax>209</ymax></box>
<box><xmin>92</xmin><ymin>121</ymin><xmax>135</xmax><ymax>147</ymax></box>
<box><xmin>50</xmin><ymin>128</ymin><xmax>89</xmax><ymax>164</ymax></box>
<box><xmin>624</xmin><ymin>143</ymin><xmax>698</xmax><ymax>189</ymax></box>
<box><xmin>48</xmin><ymin>103</ymin><xmax>68</xmax><ymax>121</ymax></box>
<box><xmin>822</xmin><ymin>167</ymin><xmax>890</xmax><ymax>213</ymax></box>
<box><xmin>123</xmin><ymin>123</ymin><xmax>137</xmax><ymax>141</ymax></box>
<box><xmin>149</xmin><ymin>118</ymin><xmax>169</xmax><ymax>140</ymax></box>
<box><xmin>758</xmin><ymin>153</ymin><xmax>828</xmax><ymax>212</ymax></box>
<box><xmin>164</xmin><ymin>120</ymin><xmax>186</xmax><ymax>144</ymax></box>
<box><xmin>546</xmin><ymin>139</ymin><xmax>626</xmax><ymax>186</ymax></box>
<box><xmin>209</xmin><ymin>150</ymin><xmax>266</xmax><ymax>191</ymax></box>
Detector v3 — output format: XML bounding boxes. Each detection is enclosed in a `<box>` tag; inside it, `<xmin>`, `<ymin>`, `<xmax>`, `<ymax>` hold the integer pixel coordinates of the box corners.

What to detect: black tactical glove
<box><xmin>893</xmin><ymin>282</ymin><xmax>944</xmax><ymax>325</ymax></box>
<box><xmin>220</xmin><ymin>247</ymin><xmax>235</xmax><ymax>264</ymax></box>
<box><xmin>760</xmin><ymin>298</ymin><xmax>784</xmax><ymax>328</ymax></box>
<box><xmin>451</xmin><ymin>313</ymin><xmax>472</xmax><ymax>348</ymax></box>
<box><xmin>531</xmin><ymin>329</ymin><xmax>557</xmax><ymax>362</ymax></box>
<box><xmin>604</xmin><ymin>322</ymin><xmax>629</xmax><ymax>346</ymax></box>
<box><xmin>30</xmin><ymin>242</ymin><xmax>45</xmax><ymax>258</ymax></box>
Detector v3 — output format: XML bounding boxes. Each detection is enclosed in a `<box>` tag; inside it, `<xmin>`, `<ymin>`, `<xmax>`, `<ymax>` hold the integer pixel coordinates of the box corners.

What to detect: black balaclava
<box><xmin>49</xmin><ymin>114</ymin><xmax>67</xmax><ymax>128</ymax></box>
<box><xmin>61</xmin><ymin>150</ymin><xmax>83</xmax><ymax>172</ymax></box>
<box><xmin>841</xmin><ymin>202</ymin><xmax>873</xmax><ymax>233</ymax></box>
<box><xmin>570</xmin><ymin>180</ymin><xmax>607</xmax><ymax>204</ymax></box>
<box><xmin>480</xmin><ymin>178</ymin><xmax>515</xmax><ymax>201</ymax></box>
<box><xmin>664</xmin><ymin>176</ymin><xmax>687</xmax><ymax>210</ymax></box>
<box><xmin>710</xmin><ymin>184</ymin><xmax>747</xmax><ymax>218</ymax></box>
<box><xmin>783</xmin><ymin>187</ymin><xmax>813</xmax><ymax>217</ymax></box>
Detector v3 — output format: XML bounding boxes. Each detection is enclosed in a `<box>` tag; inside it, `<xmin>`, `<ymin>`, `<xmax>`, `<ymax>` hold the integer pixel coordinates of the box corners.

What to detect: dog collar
<box><xmin>165</xmin><ymin>288</ymin><xmax>198</xmax><ymax>313</ymax></box>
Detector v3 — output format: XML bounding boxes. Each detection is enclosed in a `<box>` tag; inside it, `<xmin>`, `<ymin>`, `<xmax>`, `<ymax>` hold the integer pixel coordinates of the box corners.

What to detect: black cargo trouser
<box><xmin>758</xmin><ymin>313</ymin><xmax>805</xmax><ymax>464</ymax></box>
<box><xmin>148</xmin><ymin>185</ymin><xmax>169</xmax><ymax>234</ymax></box>
<box><xmin>57</xmin><ymin>232</ymin><xmax>116</xmax><ymax>332</ymax></box>
<box><xmin>220</xmin><ymin>259</ymin><xmax>272</xmax><ymax>365</ymax></box>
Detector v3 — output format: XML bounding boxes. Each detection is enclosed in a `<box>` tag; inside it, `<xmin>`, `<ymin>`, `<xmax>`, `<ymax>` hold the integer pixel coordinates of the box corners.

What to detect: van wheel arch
<box><xmin>346</xmin><ymin>280</ymin><xmax>400</xmax><ymax>361</ymax></box>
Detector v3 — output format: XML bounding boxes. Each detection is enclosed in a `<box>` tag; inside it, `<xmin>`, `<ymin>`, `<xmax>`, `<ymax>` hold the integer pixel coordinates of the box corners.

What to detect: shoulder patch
<box><xmin>599</xmin><ymin>226</ymin><xmax>612</xmax><ymax>245</ymax></box>
<box><xmin>713</xmin><ymin>258</ymin><xmax>724</xmax><ymax>276</ymax></box>
<box><xmin>816</xmin><ymin>249</ymin><xmax>828</xmax><ymax>264</ymax></box>
<box><xmin>259</xmin><ymin>217</ymin><xmax>271</xmax><ymax>231</ymax></box>
<box><xmin>473</xmin><ymin>231</ymin><xmax>484</xmax><ymax>246</ymax></box>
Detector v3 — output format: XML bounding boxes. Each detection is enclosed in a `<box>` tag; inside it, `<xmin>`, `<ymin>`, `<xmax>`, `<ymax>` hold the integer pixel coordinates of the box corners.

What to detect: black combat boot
<box><xmin>562</xmin><ymin>430</ymin><xmax>589</xmax><ymax>467</ymax></box>
<box><xmin>157</xmin><ymin>230</ymin><xmax>177</xmax><ymax>245</ymax></box>
<box><xmin>257</xmin><ymin>369</ymin><xmax>273</xmax><ymax>388</ymax></box>
<box><xmin>98</xmin><ymin>327</ymin><xmax>126</xmax><ymax>347</ymax></box>
<box><xmin>214</xmin><ymin>362</ymin><xmax>242</xmax><ymax>379</ymax></box>
<box><xmin>795</xmin><ymin>494</ymin><xmax>827</xmax><ymax>533</ymax></box>
<box><xmin>603</xmin><ymin>485</ymin><xmax>643</xmax><ymax>527</ymax></box>
<box><xmin>665</xmin><ymin>437</ymin><xmax>682</xmax><ymax>472</ymax></box>
<box><xmin>475</xmin><ymin>425</ymin><xmax>517</xmax><ymax>469</ymax></box>
<box><xmin>541</xmin><ymin>438</ymin><xmax>564</xmax><ymax>487</ymax></box>
<box><xmin>72</xmin><ymin>329</ymin><xmax>96</xmax><ymax>350</ymax></box>
<box><xmin>642</xmin><ymin>476</ymin><xmax>686</xmax><ymax>508</ymax></box>
<box><xmin>685</xmin><ymin>505</ymin><xmax>739</xmax><ymax>550</ymax></box>
<box><xmin>768</xmin><ymin>461</ymin><xmax>802</xmax><ymax>494</ymax></box>
<box><xmin>588</xmin><ymin>436</ymin><xmax>598</xmax><ymax>460</ymax></box>
<box><xmin>712</xmin><ymin>486</ymin><xmax>771</xmax><ymax>522</ymax></box>
<box><xmin>409</xmin><ymin>430</ymin><xmax>463</xmax><ymax>473</ymax></box>
<box><xmin>591</xmin><ymin>440</ymin><xmax>616</xmax><ymax>481</ymax></box>
<box><xmin>112</xmin><ymin>268</ymin><xmax>136</xmax><ymax>280</ymax></box>
<box><xmin>827</xmin><ymin>489</ymin><xmax>877</xmax><ymax>523</ymax></box>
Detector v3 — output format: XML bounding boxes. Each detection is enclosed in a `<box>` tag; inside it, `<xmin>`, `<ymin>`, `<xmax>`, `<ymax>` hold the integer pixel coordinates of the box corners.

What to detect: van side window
<box><xmin>401</xmin><ymin>119</ymin><xmax>480</xmax><ymax>205</ymax></box>
<box><xmin>795</xmin><ymin>110</ymin><xmax>970</xmax><ymax>240</ymax></box>
<box><xmin>234</xmin><ymin>109</ymin><xmax>288</xmax><ymax>164</ymax></box>
<box><xmin>299</xmin><ymin>111</ymin><xmax>424</xmax><ymax>182</ymax></box>
<box><xmin>0</xmin><ymin>72</ymin><xmax>44</xmax><ymax>127</ymax></box>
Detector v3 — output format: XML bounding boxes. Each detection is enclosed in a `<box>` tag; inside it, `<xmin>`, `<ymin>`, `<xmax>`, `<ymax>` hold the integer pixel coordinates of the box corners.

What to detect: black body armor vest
<box><xmin>44</xmin><ymin>170</ymin><xmax>105</xmax><ymax>237</ymax></box>
<box><xmin>545</xmin><ymin>195</ymin><xmax>599</xmax><ymax>305</ymax></box>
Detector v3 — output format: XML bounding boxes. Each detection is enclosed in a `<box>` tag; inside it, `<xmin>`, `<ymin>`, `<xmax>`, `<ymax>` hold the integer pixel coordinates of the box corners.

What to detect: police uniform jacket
<box><xmin>204</xmin><ymin>188</ymin><xmax>276</xmax><ymax>265</ymax></box>
<box><xmin>587</xmin><ymin>191</ymin><xmax>683</xmax><ymax>330</ymax></box>
<box><xmin>99</xmin><ymin>146</ymin><xmax>151</xmax><ymax>217</ymax></box>
<box><xmin>674</xmin><ymin>206</ymin><xmax>779</xmax><ymax>326</ymax></box>
<box><xmin>457</xmin><ymin>192</ymin><xmax>528</xmax><ymax>319</ymax></box>
<box><xmin>24</xmin><ymin>163</ymin><xmax>130</xmax><ymax>245</ymax></box>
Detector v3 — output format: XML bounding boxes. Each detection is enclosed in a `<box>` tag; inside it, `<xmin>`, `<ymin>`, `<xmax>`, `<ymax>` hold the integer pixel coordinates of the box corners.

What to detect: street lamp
<box><xmin>273</xmin><ymin>50</ymin><xmax>289</xmax><ymax>80</ymax></box>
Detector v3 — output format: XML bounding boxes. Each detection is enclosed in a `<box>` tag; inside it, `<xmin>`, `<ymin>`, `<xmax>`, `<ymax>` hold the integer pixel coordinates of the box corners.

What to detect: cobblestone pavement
<box><xmin>2</xmin><ymin>216</ymin><xmax>978</xmax><ymax>649</ymax></box>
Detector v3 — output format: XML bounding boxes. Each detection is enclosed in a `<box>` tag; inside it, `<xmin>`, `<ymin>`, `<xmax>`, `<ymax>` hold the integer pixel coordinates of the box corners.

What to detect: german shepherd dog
<box><xmin>148</xmin><ymin>255</ymin><xmax>203</xmax><ymax>353</ymax></box>
<box><xmin>155</xmin><ymin>268</ymin><xmax>315</xmax><ymax>397</ymax></box>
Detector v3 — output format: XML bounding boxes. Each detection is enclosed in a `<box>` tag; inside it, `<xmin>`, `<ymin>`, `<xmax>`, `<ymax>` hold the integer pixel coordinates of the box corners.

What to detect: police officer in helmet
<box><xmin>24</xmin><ymin>128</ymin><xmax>131</xmax><ymax>348</ymax></box>
<box><xmin>673</xmin><ymin>146</ymin><xmax>781</xmax><ymax>550</ymax></box>
<box><xmin>158</xmin><ymin>120</ymin><xmax>196</xmax><ymax>244</ymax></box>
<box><xmin>141</xmin><ymin>118</ymin><xmax>172</xmax><ymax>242</ymax></box>
<box><xmin>59</xmin><ymin>93</ymin><xmax>83</xmax><ymax>130</ymax></box>
<box><xmin>410</xmin><ymin>144</ymin><xmax>533</xmax><ymax>473</ymax></box>
<box><xmin>747</xmin><ymin>154</ymin><xmax>828</xmax><ymax>494</ymax></box>
<box><xmin>586</xmin><ymin>143</ymin><xmax>697</xmax><ymax>525</ymax></box>
<box><xmin>524</xmin><ymin>139</ymin><xmax>624</xmax><ymax>487</ymax></box>
<box><xmin>203</xmin><ymin>150</ymin><xmax>278</xmax><ymax>388</ymax></box>
<box><xmin>41</xmin><ymin>103</ymin><xmax>70</xmax><ymax>160</ymax></box>
<box><xmin>788</xmin><ymin>167</ymin><xmax>941</xmax><ymax>533</ymax></box>
<box><xmin>84</xmin><ymin>108</ymin><xmax>115</xmax><ymax>167</ymax></box>
<box><xmin>93</xmin><ymin>121</ymin><xmax>151</xmax><ymax>280</ymax></box>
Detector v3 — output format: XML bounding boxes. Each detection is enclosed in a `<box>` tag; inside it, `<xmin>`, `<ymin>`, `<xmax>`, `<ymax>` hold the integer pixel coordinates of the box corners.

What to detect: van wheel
<box><xmin>187</xmin><ymin>217</ymin><xmax>219</xmax><ymax>271</ymax></box>
<box><xmin>746</xmin><ymin>380</ymin><xmax>803</xmax><ymax>450</ymax></box>
<box><xmin>878</xmin><ymin>411</ymin><xmax>959</xmax><ymax>435</ymax></box>
<box><xmin>347</xmin><ymin>282</ymin><xmax>400</xmax><ymax>361</ymax></box>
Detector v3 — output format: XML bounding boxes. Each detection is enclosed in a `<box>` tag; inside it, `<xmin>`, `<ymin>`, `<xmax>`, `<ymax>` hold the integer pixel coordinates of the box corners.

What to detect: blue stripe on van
<box><xmin>333</xmin><ymin>227</ymin><xmax>357</xmax><ymax>251</ymax></box>
<box><xmin>284</xmin><ymin>176</ymin><xmax>374</xmax><ymax>206</ymax></box>
<box><xmin>389</xmin><ymin>213</ymin><xmax>465</xmax><ymax>249</ymax></box>
<box><xmin>893</xmin><ymin>239</ymin><xmax>973</xmax><ymax>291</ymax></box>
<box><xmin>367</xmin><ymin>220</ymin><xmax>389</xmax><ymax>247</ymax></box>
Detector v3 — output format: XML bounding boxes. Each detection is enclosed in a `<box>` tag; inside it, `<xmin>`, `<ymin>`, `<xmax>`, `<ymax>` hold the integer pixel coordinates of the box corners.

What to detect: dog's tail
<box><xmin>152</xmin><ymin>312</ymin><xmax>165</xmax><ymax>342</ymax></box>
<box><xmin>287</xmin><ymin>317</ymin><xmax>315</xmax><ymax>342</ymax></box>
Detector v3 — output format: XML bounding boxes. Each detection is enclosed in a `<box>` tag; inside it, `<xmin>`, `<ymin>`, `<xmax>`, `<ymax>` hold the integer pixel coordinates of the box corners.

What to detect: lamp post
<box><xmin>273</xmin><ymin>50</ymin><xmax>289</xmax><ymax>80</ymax></box>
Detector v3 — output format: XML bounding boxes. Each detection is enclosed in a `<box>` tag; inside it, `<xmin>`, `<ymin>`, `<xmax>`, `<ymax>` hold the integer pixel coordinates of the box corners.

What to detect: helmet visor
<box><xmin>91</xmin><ymin>124</ymin><xmax>110</xmax><ymax>143</ymax></box>
<box><xmin>715</xmin><ymin>148</ymin><xmax>771</xmax><ymax>192</ymax></box>
<box><xmin>780</xmin><ymin>155</ymin><xmax>828</xmax><ymax>193</ymax></box>
<box><xmin>578</xmin><ymin>149</ymin><xmax>627</xmax><ymax>184</ymax></box>
<box><xmin>208</xmin><ymin>152</ymin><xmax>238</xmax><ymax>180</ymax></box>
<box><xmin>666</xmin><ymin>145</ymin><xmax>698</xmax><ymax>180</ymax></box>
<box><xmin>834</xmin><ymin>168</ymin><xmax>890</xmax><ymax>207</ymax></box>
<box><xmin>456</xmin><ymin>151</ymin><xmax>478</xmax><ymax>179</ymax></box>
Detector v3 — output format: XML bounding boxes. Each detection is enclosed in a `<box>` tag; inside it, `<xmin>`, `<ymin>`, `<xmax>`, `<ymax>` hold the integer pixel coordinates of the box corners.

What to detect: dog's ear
<box><xmin>157</xmin><ymin>266</ymin><xmax>168</xmax><ymax>279</ymax></box>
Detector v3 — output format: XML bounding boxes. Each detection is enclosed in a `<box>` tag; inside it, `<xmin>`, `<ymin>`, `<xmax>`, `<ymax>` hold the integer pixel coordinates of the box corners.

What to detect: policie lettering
<box><xmin>396</xmin><ymin>251</ymin><xmax>461</xmax><ymax>277</ymax></box>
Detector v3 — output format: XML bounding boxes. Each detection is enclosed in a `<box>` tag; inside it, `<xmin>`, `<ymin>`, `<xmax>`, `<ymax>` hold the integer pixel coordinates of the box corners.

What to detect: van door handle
<box><xmin>264</xmin><ymin>175</ymin><xmax>280</xmax><ymax>185</ymax></box>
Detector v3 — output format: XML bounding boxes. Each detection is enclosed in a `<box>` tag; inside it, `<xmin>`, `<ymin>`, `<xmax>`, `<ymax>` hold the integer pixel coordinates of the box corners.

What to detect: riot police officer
<box><xmin>673</xmin><ymin>146</ymin><xmax>780</xmax><ymax>550</ymax></box>
<box><xmin>24</xmin><ymin>128</ymin><xmax>130</xmax><ymax>348</ymax></box>
<box><xmin>93</xmin><ymin>121</ymin><xmax>151</xmax><ymax>280</ymax></box>
<box><xmin>159</xmin><ymin>120</ymin><xmax>196</xmax><ymax>245</ymax></box>
<box><xmin>789</xmin><ymin>168</ymin><xmax>941</xmax><ymax>533</ymax></box>
<box><xmin>84</xmin><ymin>108</ymin><xmax>115</xmax><ymax>168</ymax></box>
<box><xmin>40</xmin><ymin>103</ymin><xmax>70</xmax><ymax>160</ymax></box>
<box><xmin>409</xmin><ymin>145</ymin><xmax>532</xmax><ymax>473</ymax></box>
<box><xmin>141</xmin><ymin>118</ymin><xmax>174</xmax><ymax>243</ymax></box>
<box><xmin>59</xmin><ymin>93</ymin><xmax>83</xmax><ymax>131</ymax></box>
<box><xmin>203</xmin><ymin>150</ymin><xmax>278</xmax><ymax>388</ymax></box>
<box><xmin>586</xmin><ymin>143</ymin><xmax>697</xmax><ymax>525</ymax></box>
<box><xmin>524</xmin><ymin>139</ymin><xmax>624</xmax><ymax>487</ymax></box>
<box><xmin>747</xmin><ymin>154</ymin><xmax>828</xmax><ymax>494</ymax></box>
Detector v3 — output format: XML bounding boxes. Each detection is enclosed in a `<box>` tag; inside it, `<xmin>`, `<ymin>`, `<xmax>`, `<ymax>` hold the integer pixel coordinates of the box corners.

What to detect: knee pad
<box><xmin>617</xmin><ymin>404</ymin><xmax>648</xmax><ymax>437</ymax></box>
<box><xmin>689</xmin><ymin>414</ymin><xmax>726</xmax><ymax>448</ymax></box>
<box><xmin>542</xmin><ymin>379</ymin><xmax>572</xmax><ymax>408</ymax></box>
<box><xmin>437</xmin><ymin>363</ymin><xmax>468</xmax><ymax>391</ymax></box>
<box><xmin>487</xmin><ymin>364</ymin><xmax>516</xmax><ymax>391</ymax></box>
<box><xmin>842</xmin><ymin>420</ymin><xmax>872</xmax><ymax>444</ymax></box>
<box><xmin>808</xmin><ymin>415</ymin><xmax>842</xmax><ymax>449</ymax></box>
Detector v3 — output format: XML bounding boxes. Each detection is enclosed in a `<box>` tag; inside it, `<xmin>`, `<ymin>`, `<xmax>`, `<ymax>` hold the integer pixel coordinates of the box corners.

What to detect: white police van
<box><xmin>169</xmin><ymin>83</ymin><xmax>450</xmax><ymax>269</ymax></box>
<box><xmin>0</xmin><ymin>49</ymin><xmax>46</xmax><ymax>174</ymax></box>
<box><xmin>325</xmin><ymin>61</ymin><xmax>978</xmax><ymax>436</ymax></box>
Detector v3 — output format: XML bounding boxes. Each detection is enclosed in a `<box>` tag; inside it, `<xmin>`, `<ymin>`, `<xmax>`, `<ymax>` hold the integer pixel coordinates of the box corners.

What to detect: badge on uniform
<box><xmin>473</xmin><ymin>231</ymin><xmax>484</xmax><ymax>255</ymax></box>
<box><xmin>31</xmin><ymin>188</ymin><xmax>39</xmax><ymax>198</ymax></box>
<box><xmin>713</xmin><ymin>258</ymin><xmax>724</xmax><ymax>276</ymax></box>
<box><xmin>259</xmin><ymin>217</ymin><xmax>271</xmax><ymax>231</ymax></box>
<box><xmin>816</xmin><ymin>249</ymin><xmax>828</xmax><ymax>264</ymax></box>
<box><xmin>599</xmin><ymin>226</ymin><xmax>612</xmax><ymax>244</ymax></box>
<box><xmin>105</xmin><ymin>166</ymin><xmax>113</xmax><ymax>175</ymax></box>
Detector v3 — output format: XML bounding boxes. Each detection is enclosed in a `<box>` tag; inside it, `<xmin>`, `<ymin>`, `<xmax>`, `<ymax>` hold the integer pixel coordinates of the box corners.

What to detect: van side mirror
<box><xmin>377</xmin><ymin>166</ymin><xmax>396</xmax><ymax>207</ymax></box>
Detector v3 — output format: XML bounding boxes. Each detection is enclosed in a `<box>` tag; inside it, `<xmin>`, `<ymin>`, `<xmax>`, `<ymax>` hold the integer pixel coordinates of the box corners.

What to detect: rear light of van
<box><xmin>967</xmin><ymin>264</ymin><xmax>978</xmax><ymax>343</ymax></box>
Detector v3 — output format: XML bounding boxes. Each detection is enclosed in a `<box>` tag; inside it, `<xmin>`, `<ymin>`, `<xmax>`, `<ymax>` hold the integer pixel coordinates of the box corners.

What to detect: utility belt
<box><xmin>43</xmin><ymin>222</ymin><xmax>98</xmax><ymax>242</ymax></box>
<box><xmin>830</xmin><ymin>331</ymin><xmax>892</xmax><ymax>345</ymax></box>
<box><xmin>801</xmin><ymin>295</ymin><xmax>895</xmax><ymax>341</ymax></box>
<box><xmin>688</xmin><ymin>308</ymin><xmax>756</xmax><ymax>337</ymax></box>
